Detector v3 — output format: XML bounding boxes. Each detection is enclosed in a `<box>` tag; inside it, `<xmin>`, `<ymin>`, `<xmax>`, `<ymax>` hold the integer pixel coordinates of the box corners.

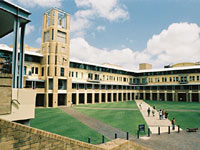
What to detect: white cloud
<box><xmin>96</xmin><ymin>26</ymin><xmax>105</xmax><ymax>31</ymax></box>
<box><xmin>25</xmin><ymin>24</ymin><xmax>35</xmax><ymax>35</ymax></box>
<box><xmin>17</xmin><ymin>0</ymin><xmax>62</xmax><ymax>8</ymax></box>
<box><xmin>70</xmin><ymin>22</ymin><xmax>200</xmax><ymax>70</ymax></box>
<box><xmin>35</xmin><ymin>37</ymin><xmax>42</xmax><ymax>44</ymax></box>
<box><xmin>71</xmin><ymin>0</ymin><xmax>129</xmax><ymax>36</ymax></box>
<box><xmin>74</xmin><ymin>0</ymin><xmax>129</xmax><ymax>21</ymax></box>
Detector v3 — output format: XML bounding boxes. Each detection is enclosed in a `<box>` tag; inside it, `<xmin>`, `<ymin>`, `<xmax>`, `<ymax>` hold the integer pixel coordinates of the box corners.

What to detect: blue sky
<box><xmin>1</xmin><ymin>0</ymin><xmax>200</xmax><ymax>70</ymax></box>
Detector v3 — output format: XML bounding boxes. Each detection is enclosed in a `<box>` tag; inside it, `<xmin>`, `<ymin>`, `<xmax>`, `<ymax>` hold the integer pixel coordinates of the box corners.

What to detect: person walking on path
<box><xmin>147</xmin><ymin>107</ymin><xmax>151</xmax><ymax>117</ymax></box>
<box><xmin>159</xmin><ymin>109</ymin><xmax>162</xmax><ymax>120</ymax></box>
<box><xmin>172</xmin><ymin>118</ymin><xmax>176</xmax><ymax>130</ymax></box>
<box><xmin>162</xmin><ymin>109</ymin><xmax>165</xmax><ymax>119</ymax></box>
<box><xmin>165</xmin><ymin>111</ymin><xmax>168</xmax><ymax>119</ymax></box>
<box><xmin>152</xmin><ymin>109</ymin><xmax>155</xmax><ymax>117</ymax></box>
<box><xmin>139</xmin><ymin>102</ymin><xmax>142</xmax><ymax>109</ymax></box>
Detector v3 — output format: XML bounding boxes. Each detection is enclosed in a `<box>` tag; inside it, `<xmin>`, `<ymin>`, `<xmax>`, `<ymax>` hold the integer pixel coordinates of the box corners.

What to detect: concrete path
<box><xmin>135</xmin><ymin>100</ymin><xmax>182</xmax><ymax>134</ymax></box>
<box><xmin>60</xmin><ymin>107</ymin><xmax>135</xmax><ymax>140</ymax></box>
<box><xmin>73</xmin><ymin>107</ymin><xmax>138</xmax><ymax>111</ymax></box>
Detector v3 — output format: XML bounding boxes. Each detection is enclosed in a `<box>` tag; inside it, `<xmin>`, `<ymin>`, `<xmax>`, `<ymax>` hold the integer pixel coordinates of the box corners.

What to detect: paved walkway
<box><xmin>60</xmin><ymin>107</ymin><xmax>135</xmax><ymax>140</ymax></box>
<box><xmin>135</xmin><ymin>100</ymin><xmax>182</xmax><ymax>134</ymax></box>
<box><xmin>73</xmin><ymin>107</ymin><xmax>138</xmax><ymax>111</ymax></box>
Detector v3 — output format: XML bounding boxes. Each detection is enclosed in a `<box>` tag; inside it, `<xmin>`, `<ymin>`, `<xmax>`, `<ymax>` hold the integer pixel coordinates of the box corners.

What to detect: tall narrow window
<box><xmin>35</xmin><ymin>67</ymin><xmax>38</xmax><ymax>74</ymax></box>
<box><xmin>32</xmin><ymin>67</ymin><xmax>34</xmax><ymax>74</ymax></box>
<box><xmin>24</xmin><ymin>66</ymin><xmax>27</xmax><ymax>75</ymax></box>
<box><xmin>55</xmin><ymin>56</ymin><xmax>57</xmax><ymax>65</ymax></box>
<box><xmin>41</xmin><ymin>67</ymin><xmax>44</xmax><ymax>76</ymax></box>
<box><xmin>52</xmin><ymin>29</ymin><xmax>54</xmax><ymax>40</ymax></box>
<box><xmin>48</xmin><ymin>55</ymin><xmax>50</xmax><ymax>64</ymax></box>
<box><xmin>47</xmin><ymin>67</ymin><xmax>49</xmax><ymax>76</ymax></box>
<box><xmin>55</xmin><ymin>67</ymin><xmax>57</xmax><ymax>76</ymax></box>
<box><xmin>60</xmin><ymin>67</ymin><xmax>64</xmax><ymax>76</ymax></box>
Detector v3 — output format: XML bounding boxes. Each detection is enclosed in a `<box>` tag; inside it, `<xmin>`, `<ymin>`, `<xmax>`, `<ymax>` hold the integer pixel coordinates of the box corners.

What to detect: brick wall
<box><xmin>0</xmin><ymin>118</ymin><xmax>149</xmax><ymax>150</ymax></box>
<box><xmin>0</xmin><ymin>74</ymin><xmax>12</xmax><ymax>115</ymax></box>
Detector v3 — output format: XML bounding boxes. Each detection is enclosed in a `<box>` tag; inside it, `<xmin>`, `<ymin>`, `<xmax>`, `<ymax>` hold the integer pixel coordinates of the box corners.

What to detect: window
<box><xmin>55</xmin><ymin>56</ymin><xmax>57</xmax><ymax>65</ymax></box>
<box><xmin>72</xmin><ymin>72</ymin><xmax>74</xmax><ymax>77</ymax></box>
<box><xmin>55</xmin><ymin>67</ymin><xmax>57</xmax><ymax>76</ymax></box>
<box><xmin>48</xmin><ymin>55</ymin><xmax>50</xmax><ymax>64</ymax></box>
<box><xmin>170</xmin><ymin>77</ymin><xmax>172</xmax><ymax>82</ymax></box>
<box><xmin>60</xmin><ymin>67</ymin><xmax>64</xmax><ymax>76</ymax></box>
<box><xmin>173</xmin><ymin>77</ymin><xmax>175</xmax><ymax>82</ymax></box>
<box><xmin>35</xmin><ymin>67</ymin><xmax>38</xmax><ymax>74</ymax></box>
<box><xmin>47</xmin><ymin>67</ymin><xmax>49</xmax><ymax>76</ymax></box>
<box><xmin>41</xmin><ymin>67</ymin><xmax>44</xmax><ymax>76</ymax></box>
<box><xmin>69</xmin><ymin>71</ymin><xmax>71</xmax><ymax>77</ymax></box>
<box><xmin>197</xmin><ymin>76</ymin><xmax>199</xmax><ymax>81</ymax></box>
<box><xmin>32</xmin><ymin>67</ymin><xmax>34</xmax><ymax>74</ymax></box>
<box><xmin>76</xmin><ymin>72</ymin><xmax>78</xmax><ymax>78</ymax></box>
<box><xmin>49</xmin><ymin>79</ymin><xmax>53</xmax><ymax>90</ymax></box>
<box><xmin>88</xmin><ymin>73</ymin><xmax>93</xmax><ymax>80</ymax></box>
<box><xmin>176</xmin><ymin>77</ymin><xmax>179</xmax><ymax>82</ymax></box>
<box><xmin>52</xmin><ymin>29</ymin><xmax>54</xmax><ymax>40</ymax></box>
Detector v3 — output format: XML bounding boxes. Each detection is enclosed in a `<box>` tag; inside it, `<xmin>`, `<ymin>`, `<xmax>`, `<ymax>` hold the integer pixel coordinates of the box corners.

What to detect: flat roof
<box><xmin>0</xmin><ymin>44</ymin><xmax>43</xmax><ymax>57</ymax></box>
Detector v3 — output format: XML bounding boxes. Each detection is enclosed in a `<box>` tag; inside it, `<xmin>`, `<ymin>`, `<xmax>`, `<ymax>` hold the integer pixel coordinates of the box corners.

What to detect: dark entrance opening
<box><xmin>128</xmin><ymin>93</ymin><xmax>130</xmax><ymax>101</ymax></box>
<box><xmin>123</xmin><ymin>93</ymin><xmax>126</xmax><ymax>101</ymax></box>
<box><xmin>58</xmin><ymin>94</ymin><xmax>66</xmax><ymax>106</ymax></box>
<box><xmin>36</xmin><ymin>94</ymin><xmax>45</xmax><ymax>107</ymax></box>
<box><xmin>118</xmin><ymin>93</ymin><xmax>122</xmax><ymax>101</ymax></box>
<box><xmin>160</xmin><ymin>93</ymin><xmax>165</xmax><ymax>101</ymax></box>
<box><xmin>72</xmin><ymin>94</ymin><xmax>76</xmax><ymax>104</ymax></box>
<box><xmin>140</xmin><ymin>93</ymin><xmax>143</xmax><ymax>100</ymax></box>
<box><xmin>108</xmin><ymin>93</ymin><xmax>111</xmax><ymax>102</ymax></box>
<box><xmin>167</xmin><ymin>93</ymin><xmax>172</xmax><ymax>101</ymax></box>
<box><xmin>95</xmin><ymin>93</ymin><xmax>99</xmax><ymax>103</ymax></box>
<box><xmin>113</xmin><ymin>93</ymin><xmax>117</xmax><ymax>101</ymax></box>
<box><xmin>192</xmin><ymin>93</ymin><xmax>199</xmax><ymax>102</ymax></box>
<box><xmin>48</xmin><ymin>94</ymin><xmax>53</xmax><ymax>107</ymax></box>
<box><xmin>145</xmin><ymin>93</ymin><xmax>150</xmax><ymax>100</ymax></box>
<box><xmin>102</xmin><ymin>93</ymin><xmax>105</xmax><ymax>102</ymax></box>
<box><xmin>152</xmin><ymin>93</ymin><xmax>157</xmax><ymax>101</ymax></box>
<box><xmin>178</xmin><ymin>93</ymin><xmax>186</xmax><ymax>102</ymax></box>
<box><xmin>79</xmin><ymin>93</ymin><xmax>84</xmax><ymax>104</ymax></box>
<box><xmin>132</xmin><ymin>93</ymin><xmax>134</xmax><ymax>100</ymax></box>
<box><xmin>87</xmin><ymin>93</ymin><xmax>92</xmax><ymax>103</ymax></box>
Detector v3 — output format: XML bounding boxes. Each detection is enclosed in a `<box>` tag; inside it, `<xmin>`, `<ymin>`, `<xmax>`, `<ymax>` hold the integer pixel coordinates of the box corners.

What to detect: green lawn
<box><xmin>74</xmin><ymin>108</ymin><xmax>147</xmax><ymax>136</ymax></box>
<box><xmin>74</xmin><ymin>101</ymin><xmax>138</xmax><ymax>109</ymax></box>
<box><xmin>144</xmin><ymin>100</ymin><xmax>200</xmax><ymax>110</ymax></box>
<box><xmin>168</xmin><ymin>111</ymin><xmax>200</xmax><ymax>130</ymax></box>
<box><xmin>31</xmin><ymin>108</ymin><xmax>108</xmax><ymax>144</ymax></box>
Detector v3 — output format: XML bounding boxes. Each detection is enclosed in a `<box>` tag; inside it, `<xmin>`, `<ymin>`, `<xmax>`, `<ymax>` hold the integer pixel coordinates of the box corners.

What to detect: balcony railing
<box><xmin>87</xmin><ymin>78</ymin><xmax>100</xmax><ymax>83</ymax></box>
<box><xmin>178</xmin><ymin>80</ymin><xmax>188</xmax><ymax>84</ymax></box>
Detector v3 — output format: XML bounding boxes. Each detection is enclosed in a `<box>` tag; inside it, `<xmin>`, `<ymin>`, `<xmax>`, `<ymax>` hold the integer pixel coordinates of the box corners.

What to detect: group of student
<box><xmin>146</xmin><ymin>106</ymin><xmax>176</xmax><ymax>130</ymax></box>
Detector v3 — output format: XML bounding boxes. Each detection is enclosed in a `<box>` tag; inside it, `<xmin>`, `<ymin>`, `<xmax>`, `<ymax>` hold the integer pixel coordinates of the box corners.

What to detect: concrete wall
<box><xmin>0</xmin><ymin>118</ymin><xmax>149</xmax><ymax>150</ymax></box>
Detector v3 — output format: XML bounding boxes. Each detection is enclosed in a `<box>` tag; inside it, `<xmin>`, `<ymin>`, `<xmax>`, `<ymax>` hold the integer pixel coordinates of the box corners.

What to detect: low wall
<box><xmin>0</xmin><ymin>118</ymin><xmax>150</xmax><ymax>150</ymax></box>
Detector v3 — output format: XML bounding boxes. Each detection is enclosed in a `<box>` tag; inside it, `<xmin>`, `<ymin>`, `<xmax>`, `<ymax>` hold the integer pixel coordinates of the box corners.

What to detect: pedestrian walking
<box><xmin>152</xmin><ymin>109</ymin><xmax>155</xmax><ymax>117</ymax></box>
<box><xmin>165</xmin><ymin>111</ymin><xmax>168</xmax><ymax>119</ymax></box>
<box><xmin>162</xmin><ymin>109</ymin><xmax>165</xmax><ymax>119</ymax></box>
<box><xmin>159</xmin><ymin>109</ymin><xmax>162</xmax><ymax>120</ymax></box>
<box><xmin>139</xmin><ymin>102</ymin><xmax>142</xmax><ymax>109</ymax></box>
<box><xmin>147</xmin><ymin>107</ymin><xmax>151</xmax><ymax>117</ymax></box>
<box><xmin>172</xmin><ymin>118</ymin><xmax>176</xmax><ymax>130</ymax></box>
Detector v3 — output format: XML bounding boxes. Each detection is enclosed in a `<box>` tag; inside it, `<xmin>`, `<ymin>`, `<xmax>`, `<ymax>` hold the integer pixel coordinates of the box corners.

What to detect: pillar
<box><xmin>150</xmin><ymin>91</ymin><xmax>152</xmax><ymax>101</ymax></box>
<box><xmin>143</xmin><ymin>91</ymin><xmax>146</xmax><ymax>100</ymax></box>
<box><xmin>164</xmin><ymin>92</ymin><xmax>167</xmax><ymax>101</ymax></box>
<box><xmin>116</xmin><ymin>91</ymin><xmax>119</xmax><ymax>102</ymax></box>
<box><xmin>157</xmin><ymin>91</ymin><xmax>160</xmax><ymax>101</ymax></box>
<box><xmin>121</xmin><ymin>91</ymin><xmax>124</xmax><ymax>101</ymax></box>
<box><xmin>19</xmin><ymin>24</ymin><xmax>26</xmax><ymax>88</ymax></box>
<box><xmin>12</xmin><ymin>16</ymin><xmax>20</xmax><ymax>88</ymax></box>
<box><xmin>92</xmin><ymin>92</ymin><xmax>95</xmax><ymax>104</ymax></box>
<box><xmin>76</xmin><ymin>92</ymin><xmax>79</xmax><ymax>105</ymax></box>
<box><xmin>111</xmin><ymin>92</ymin><xmax>113</xmax><ymax>102</ymax></box>
<box><xmin>105</xmin><ymin>92</ymin><xmax>108</xmax><ymax>103</ymax></box>
<box><xmin>99</xmin><ymin>92</ymin><xmax>102</xmax><ymax>103</ymax></box>
<box><xmin>84</xmin><ymin>93</ymin><xmax>87</xmax><ymax>104</ymax></box>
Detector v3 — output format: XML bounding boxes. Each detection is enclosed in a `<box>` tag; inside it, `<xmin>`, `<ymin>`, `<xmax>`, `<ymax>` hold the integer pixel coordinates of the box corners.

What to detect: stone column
<box><xmin>150</xmin><ymin>91</ymin><xmax>152</xmax><ymax>101</ymax></box>
<box><xmin>130</xmin><ymin>92</ymin><xmax>132</xmax><ymax>101</ymax></box>
<box><xmin>164</xmin><ymin>91</ymin><xmax>167</xmax><ymax>101</ymax></box>
<box><xmin>99</xmin><ymin>92</ymin><xmax>102</xmax><ymax>103</ymax></box>
<box><xmin>92</xmin><ymin>92</ymin><xmax>95</xmax><ymax>104</ymax></box>
<box><xmin>105</xmin><ymin>92</ymin><xmax>108</xmax><ymax>103</ymax></box>
<box><xmin>84</xmin><ymin>93</ymin><xmax>87</xmax><ymax>104</ymax></box>
<box><xmin>76</xmin><ymin>92</ymin><xmax>79</xmax><ymax>105</ymax></box>
<box><xmin>111</xmin><ymin>92</ymin><xmax>113</xmax><ymax>102</ymax></box>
